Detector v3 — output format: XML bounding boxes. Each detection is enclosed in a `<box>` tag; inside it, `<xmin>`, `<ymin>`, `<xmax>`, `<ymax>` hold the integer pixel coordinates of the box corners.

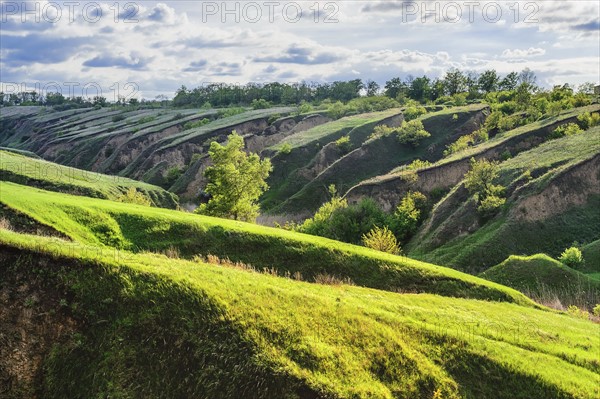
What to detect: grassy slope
<box><xmin>262</xmin><ymin>109</ymin><xmax>402</xmax><ymax>211</ymax></box>
<box><xmin>0</xmin><ymin>181</ymin><xmax>533</xmax><ymax>305</ymax></box>
<box><xmin>581</xmin><ymin>240</ymin><xmax>600</xmax><ymax>276</ymax></box>
<box><xmin>0</xmin><ymin>150</ymin><xmax>178</xmax><ymax>208</ymax></box>
<box><xmin>1</xmin><ymin>229</ymin><xmax>598</xmax><ymax>399</ymax></box>
<box><xmin>480</xmin><ymin>254</ymin><xmax>600</xmax><ymax>308</ymax></box>
<box><xmin>277</xmin><ymin>105</ymin><xmax>487</xmax><ymax>214</ymax></box>
<box><xmin>408</xmin><ymin>126</ymin><xmax>600</xmax><ymax>272</ymax></box>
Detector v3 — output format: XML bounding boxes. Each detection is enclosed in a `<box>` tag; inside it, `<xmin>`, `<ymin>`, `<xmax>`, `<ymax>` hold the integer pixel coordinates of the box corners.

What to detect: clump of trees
<box><xmin>196</xmin><ymin>132</ymin><xmax>272</xmax><ymax>222</ymax></box>
<box><xmin>296</xmin><ymin>187</ymin><xmax>429</xmax><ymax>253</ymax></box>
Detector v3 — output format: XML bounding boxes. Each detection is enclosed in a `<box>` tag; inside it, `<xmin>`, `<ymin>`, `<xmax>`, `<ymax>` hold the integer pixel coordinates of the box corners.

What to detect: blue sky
<box><xmin>1</xmin><ymin>1</ymin><xmax>598</xmax><ymax>99</ymax></box>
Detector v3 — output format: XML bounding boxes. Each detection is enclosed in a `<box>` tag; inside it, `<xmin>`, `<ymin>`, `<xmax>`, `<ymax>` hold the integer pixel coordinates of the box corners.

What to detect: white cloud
<box><xmin>501</xmin><ymin>48</ymin><xmax>546</xmax><ymax>59</ymax></box>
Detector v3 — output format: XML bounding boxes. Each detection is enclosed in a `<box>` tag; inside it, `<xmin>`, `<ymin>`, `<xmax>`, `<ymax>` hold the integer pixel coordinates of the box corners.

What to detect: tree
<box><xmin>196</xmin><ymin>132</ymin><xmax>272</xmax><ymax>222</ymax></box>
<box><xmin>384</xmin><ymin>77</ymin><xmax>407</xmax><ymax>99</ymax></box>
<box><xmin>393</xmin><ymin>191</ymin><xmax>427</xmax><ymax>241</ymax></box>
<box><xmin>365</xmin><ymin>80</ymin><xmax>380</xmax><ymax>96</ymax></box>
<box><xmin>478</xmin><ymin>70</ymin><xmax>499</xmax><ymax>93</ymax></box>
<box><xmin>443</xmin><ymin>68</ymin><xmax>467</xmax><ymax>95</ymax></box>
<box><xmin>408</xmin><ymin>76</ymin><xmax>431</xmax><ymax>103</ymax></box>
<box><xmin>362</xmin><ymin>226</ymin><xmax>401</xmax><ymax>255</ymax></box>
<box><xmin>500</xmin><ymin>72</ymin><xmax>519</xmax><ymax>91</ymax></box>
<box><xmin>464</xmin><ymin>158</ymin><xmax>506</xmax><ymax>217</ymax></box>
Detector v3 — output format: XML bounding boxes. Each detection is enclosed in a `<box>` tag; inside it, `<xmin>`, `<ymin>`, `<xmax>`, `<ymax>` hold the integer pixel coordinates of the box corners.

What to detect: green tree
<box><xmin>392</xmin><ymin>191</ymin><xmax>427</xmax><ymax>241</ymax></box>
<box><xmin>196</xmin><ymin>132</ymin><xmax>272</xmax><ymax>222</ymax></box>
<box><xmin>362</xmin><ymin>226</ymin><xmax>401</xmax><ymax>255</ymax></box>
<box><xmin>464</xmin><ymin>158</ymin><xmax>506</xmax><ymax>217</ymax></box>
<box><xmin>478</xmin><ymin>70</ymin><xmax>500</xmax><ymax>93</ymax></box>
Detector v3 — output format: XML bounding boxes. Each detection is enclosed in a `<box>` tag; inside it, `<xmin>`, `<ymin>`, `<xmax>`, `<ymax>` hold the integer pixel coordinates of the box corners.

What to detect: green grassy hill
<box><xmin>0</xmin><ymin>150</ymin><xmax>178</xmax><ymax>208</ymax></box>
<box><xmin>480</xmin><ymin>254</ymin><xmax>600</xmax><ymax>308</ymax></box>
<box><xmin>1</xmin><ymin>229</ymin><xmax>598</xmax><ymax>398</ymax></box>
<box><xmin>275</xmin><ymin>105</ymin><xmax>487</xmax><ymax>214</ymax></box>
<box><xmin>0</xmin><ymin>181</ymin><xmax>531</xmax><ymax>304</ymax></box>
<box><xmin>406</xmin><ymin>121</ymin><xmax>600</xmax><ymax>273</ymax></box>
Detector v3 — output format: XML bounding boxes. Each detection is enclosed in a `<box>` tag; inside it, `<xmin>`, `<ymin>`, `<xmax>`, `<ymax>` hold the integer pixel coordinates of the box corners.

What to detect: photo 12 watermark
<box><xmin>1</xmin><ymin>81</ymin><xmax>140</xmax><ymax>103</ymax></box>
<box><xmin>0</xmin><ymin>1</ymin><xmax>140</xmax><ymax>23</ymax></box>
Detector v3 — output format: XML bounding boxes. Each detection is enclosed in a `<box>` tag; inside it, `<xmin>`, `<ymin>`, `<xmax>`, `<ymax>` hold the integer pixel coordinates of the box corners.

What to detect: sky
<box><xmin>1</xmin><ymin>0</ymin><xmax>599</xmax><ymax>100</ymax></box>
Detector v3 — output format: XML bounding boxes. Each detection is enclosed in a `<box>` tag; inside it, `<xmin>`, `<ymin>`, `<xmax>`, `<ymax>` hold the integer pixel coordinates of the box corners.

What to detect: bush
<box><xmin>549</xmin><ymin>123</ymin><xmax>583</xmax><ymax>140</ymax></box>
<box><xmin>407</xmin><ymin>159</ymin><xmax>432</xmax><ymax>170</ymax></box>
<box><xmin>403</xmin><ymin>100</ymin><xmax>427</xmax><ymax>121</ymax></box>
<box><xmin>327</xmin><ymin>101</ymin><xmax>347</xmax><ymax>119</ymax></box>
<box><xmin>335</xmin><ymin>135</ymin><xmax>352</xmax><ymax>153</ymax></box>
<box><xmin>117</xmin><ymin>187</ymin><xmax>152</xmax><ymax>206</ymax></box>
<box><xmin>477</xmin><ymin>195</ymin><xmax>506</xmax><ymax>218</ymax></box>
<box><xmin>251</xmin><ymin>99</ymin><xmax>271</xmax><ymax>110</ymax></box>
<box><xmin>593</xmin><ymin>304</ymin><xmax>600</xmax><ymax>318</ymax></box>
<box><xmin>368</xmin><ymin>124</ymin><xmax>394</xmax><ymax>140</ymax></box>
<box><xmin>559</xmin><ymin>247</ymin><xmax>584</xmax><ymax>269</ymax></box>
<box><xmin>268</xmin><ymin>114</ymin><xmax>281</xmax><ymax>125</ymax></box>
<box><xmin>576</xmin><ymin>112</ymin><xmax>600</xmax><ymax>130</ymax></box>
<box><xmin>362</xmin><ymin>226</ymin><xmax>401</xmax><ymax>255</ymax></box>
<box><xmin>112</xmin><ymin>114</ymin><xmax>126</xmax><ymax>123</ymax></box>
<box><xmin>396</xmin><ymin>120</ymin><xmax>431</xmax><ymax>147</ymax></box>
<box><xmin>219</xmin><ymin>107</ymin><xmax>246</xmax><ymax>118</ymax></box>
<box><xmin>278</xmin><ymin>143</ymin><xmax>292</xmax><ymax>155</ymax></box>
<box><xmin>297</xmin><ymin>102</ymin><xmax>314</xmax><ymax>115</ymax></box>
<box><xmin>567</xmin><ymin>305</ymin><xmax>589</xmax><ymax>319</ymax></box>
<box><xmin>184</xmin><ymin>118</ymin><xmax>210</xmax><ymax>130</ymax></box>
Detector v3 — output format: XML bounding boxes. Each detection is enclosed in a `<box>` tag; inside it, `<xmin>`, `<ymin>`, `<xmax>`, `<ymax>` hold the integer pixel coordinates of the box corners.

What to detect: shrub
<box><xmin>477</xmin><ymin>195</ymin><xmax>506</xmax><ymax>218</ymax></box>
<box><xmin>268</xmin><ymin>114</ymin><xmax>281</xmax><ymax>125</ymax></box>
<box><xmin>327</xmin><ymin>101</ymin><xmax>347</xmax><ymax>119</ymax></box>
<box><xmin>298</xmin><ymin>186</ymin><xmax>348</xmax><ymax>236</ymax></box>
<box><xmin>407</xmin><ymin>159</ymin><xmax>432</xmax><ymax>170</ymax></box>
<box><xmin>549</xmin><ymin>123</ymin><xmax>583</xmax><ymax>140</ymax></box>
<box><xmin>396</xmin><ymin>120</ymin><xmax>431</xmax><ymax>147</ymax></box>
<box><xmin>219</xmin><ymin>107</ymin><xmax>246</xmax><ymax>118</ymax></box>
<box><xmin>335</xmin><ymin>135</ymin><xmax>352</xmax><ymax>153</ymax></box>
<box><xmin>368</xmin><ymin>124</ymin><xmax>394</xmax><ymax>140</ymax></box>
<box><xmin>112</xmin><ymin>114</ymin><xmax>126</xmax><ymax>123</ymax></box>
<box><xmin>278</xmin><ymin>143</ymin><xmax>292</xmax><ymax>155</ymax></box>
<box><xmin>403</xmin><ymin>100</ymin><xmax>427</xmax><ymax>121</ymax></box>
<box><xmin>576</xmin><ymin>112</ymin><xmax>600</xmax><ymax>130</ymax></box>
<box><xmin>251</xmin><ymin>99</ymin><xmax>271</xmax><ymax>110</ymax></box>
<box><xmin>362</xmin><ymin>226</ymin><xmax>401</xmax><ymax>255</ymax></box>
<box><xmin>117</xmin><ymin>187</ymin><xmax>152</xmax><ymax>206</ymax></box>
<box><xmin>559</xmin><ymin>247</ymin><xmax>584</xmax><ymax>269</ymax></box>
<box><xmin>567</xmin><ymin>305</ymin><xmax>589</xmax><ymax>319</ymax></box>
<box><xmin>183</xmin><ymin>118</ymin><xmax>210</xmax><ymax>130</ymax></box>
<box><xmin>593</xmin><ymin>304</ymin><xmax>600</xmax><ymax>318</ymax></box>
<box><xmin>297</xmin><ymin>102</ymin><xmax>314</xmax><ymax>115</ymax></box>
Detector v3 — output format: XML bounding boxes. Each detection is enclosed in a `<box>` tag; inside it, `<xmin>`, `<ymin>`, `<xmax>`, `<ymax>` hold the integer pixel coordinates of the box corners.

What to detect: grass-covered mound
<box><xmin>0</xmin><ymin>150</ymin><xmax>178</xmax><ymax>208</ymax></box>
<box><xmin>0</xmin><ymin>181</ymin><xmax>532</xmax><ymax>304</ymax></box>
<box><xmin>481</xmin><ymin>254</ymin><xmax>600</xmax><ymax>308</ymax></box>
<box><xmin>1</xmin><ymin>229</ymin><xmax>598</xmax><ymax>399</ymax></box>
<box><xmin>581</xmin><ymin>240</ymin><xmax>600</xmax><ymax>277</ymax></box>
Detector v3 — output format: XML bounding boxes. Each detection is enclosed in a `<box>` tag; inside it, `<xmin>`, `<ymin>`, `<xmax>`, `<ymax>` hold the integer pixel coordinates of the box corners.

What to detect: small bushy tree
<box><xmin>559</xmin><ymin>247</ymin><xmax>584</xmax><ymax>269</ymax></box>
<box><xmin>362</xmin><ymin>226</ymin><xmax>401</xmax><ymax>255</ymax></box>
<box><xmin>196</xmin><ymin>132</ymin><xmax>272</xmax><ymax>222</ymax></box>
<box><xmin>396</xmin><ymin>120</ymin><xmax>431</xmax><ymax>147</ymax></box>
<box><xmin>464</xmin><ymin>158</ymin><xmax>506</xmax><ymax>217</ymax></box>
<box><xmin>117</xmin><ymin>187</ymin><xmax>152</xmax><ymax>206</ymax></box>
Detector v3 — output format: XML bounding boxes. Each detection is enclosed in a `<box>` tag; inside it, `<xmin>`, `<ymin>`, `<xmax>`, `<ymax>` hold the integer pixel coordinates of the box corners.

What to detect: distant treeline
<box><xmin>1</xmin><ymin>68</ymin><xmax>596</xmax><ymax>109</ymax></box>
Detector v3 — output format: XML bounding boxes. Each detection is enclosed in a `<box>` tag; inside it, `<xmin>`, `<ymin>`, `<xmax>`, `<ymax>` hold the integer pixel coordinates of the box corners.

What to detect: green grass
<box><xmin>0</xmin><ymin>181</ymin><xmax>534</xmax><ymax>305</ymax></box>
<box><xmin>270</xmin><ymin>110</ymin><xmax>401</xmax><ymax>151</ymax></box>
<box><xmin>581</xmin><ymin>240</ymin><xmax>600</xmax><ymax>275</ymax></box>
<box><xmin>0</xmin><ymin>150</ymin><xmax>178</xmax><ymax>208</ymax></box>
<box><xmin>480</xmin><ymin>254</ymin><xmax>600</xmax><ymax>308</ymax></box>
<box><xmin>274</xmin><ymin>105</ymin><xmax>487</xmax><ymax>213</ymax></box>
<box><xmin>1</xmin><ymin>229</ymin><xmax>598</xmax><ymax>398</ymax></box>
<box><xmin>408</xmin><ymin>127</ymin><xmax>600</xmax><ymax>272</ymax></box>
<box><xmin>262</xmin><ymin>109</ymin><xmax>402</xmax><ymax>211</ymax></box>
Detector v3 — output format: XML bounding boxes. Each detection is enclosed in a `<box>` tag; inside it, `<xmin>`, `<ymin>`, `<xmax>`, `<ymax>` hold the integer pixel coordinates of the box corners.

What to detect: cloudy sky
<box><xmin>1</xmin><ymin>0</ymin><xmax>598</xmax><ymax>99</ymax></box>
